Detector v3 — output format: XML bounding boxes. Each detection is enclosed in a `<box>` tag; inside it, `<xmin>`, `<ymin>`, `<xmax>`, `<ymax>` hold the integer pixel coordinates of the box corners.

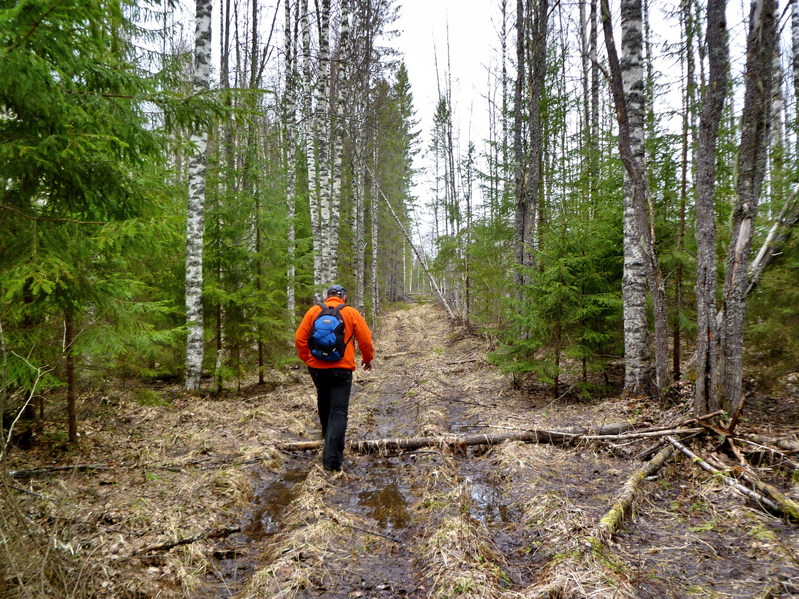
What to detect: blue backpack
<box><xmin>308</xmin><ymin>303</ymin><xmax>353</xmax><ymax>361</ymax></box>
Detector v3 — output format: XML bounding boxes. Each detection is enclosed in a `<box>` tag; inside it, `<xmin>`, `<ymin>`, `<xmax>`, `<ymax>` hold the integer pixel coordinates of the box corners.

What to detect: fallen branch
<box><xmin>136</xmin><ymin>525</ymin><xmax>241</xmax><ymax>555</ymax></box>
<box><xmin>666</xmin><ymin>436</ymin><xmax>792</xmax><ymax>519</ymax></box>
<box><xmin>736</xmin><ymin>437</ymin><xmax>799</xmax><ymax>471</ymax></box>
<box><xmin>8</xmin><ymin>463</ymin><xmax>116</xmax><ymax>478</ymax></box>
<box><xmin>277</xmin><ymin>427</ymin><xmax>702</xmax><ymax>454</ymax></box>
<box><xmin>595</xmin><ymin>445</ymin><xmax>675</xmax><ymax>541</ymax></box>
<box><xmin>748</xmin><ymin>434</ymin><xmax>799</xmax><ymax>453</ymax></box>
<box><xmin>736</xmin><ymin>470</ymin><xmax>799</xmax><ymax>521</ymax></box>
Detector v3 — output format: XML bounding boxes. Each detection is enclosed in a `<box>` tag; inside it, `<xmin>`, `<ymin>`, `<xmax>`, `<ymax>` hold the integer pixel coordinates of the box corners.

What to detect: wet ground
<box><xmin>188</xmin><ymin>303</ymin><xmax>799</xmax><ymax>598</ymax></box>
<box><xmin>4</xmin><ymin>301</ymin><xmax>798</xmax><ymax>598</ymax></box>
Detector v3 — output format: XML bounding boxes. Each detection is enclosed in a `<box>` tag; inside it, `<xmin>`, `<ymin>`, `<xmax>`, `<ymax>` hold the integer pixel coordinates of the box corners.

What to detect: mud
<box><xmin>3</xmin><ymin>300</ymin><xmax>798</xmax><ymax>599</ymax></box>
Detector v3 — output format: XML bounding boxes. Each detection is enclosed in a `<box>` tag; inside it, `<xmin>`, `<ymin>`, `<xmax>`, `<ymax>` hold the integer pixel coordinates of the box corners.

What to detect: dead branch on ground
<box><xmin>595</xmin><ymin>445</ymin><xmax>675</xmax><ymax>541</ymax></box>
<box><xmin>667</xmin><ymin>436</ymin><xmax>799</xmax><ymax>521</ymax></box>
<box><xmin>276</xmin><ymin>426</ymin><xmax>703</xmax><ymax>454</ymax></box>
<box><xmin>135</xmin><ymin>525</ymin><xmax>241</xmax><ymax>555</ymax></box>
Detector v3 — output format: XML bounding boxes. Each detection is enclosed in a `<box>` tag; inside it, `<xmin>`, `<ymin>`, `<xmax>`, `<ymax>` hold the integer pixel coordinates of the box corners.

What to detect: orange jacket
<box><xmin>295</xmin><ymin>296</ymin><xmax>374</xmax><ymax>370</ymax></box>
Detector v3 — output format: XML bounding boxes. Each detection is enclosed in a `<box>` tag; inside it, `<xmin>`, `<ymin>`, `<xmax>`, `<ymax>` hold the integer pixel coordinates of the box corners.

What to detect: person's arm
<box><xmin>294</xmin><ymin>307</ymin><xmax>318</xmax><ymax>363</ymax></box>
<box><xmin>351</xmin><ymin>311</ymin><xmax>374</xmax><ymax>369</ymax></box>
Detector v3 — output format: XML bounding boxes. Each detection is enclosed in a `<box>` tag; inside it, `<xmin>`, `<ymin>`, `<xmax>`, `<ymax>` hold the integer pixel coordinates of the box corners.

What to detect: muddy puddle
<box><xmin>199</xmin><ymin>459</ymin><xmax>313</xmax><ymax>598</ymax></box>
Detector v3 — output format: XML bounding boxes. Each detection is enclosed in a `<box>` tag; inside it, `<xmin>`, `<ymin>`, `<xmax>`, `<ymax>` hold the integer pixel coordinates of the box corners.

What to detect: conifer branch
<box><xmin>0</xmin><ymin>204</ymin><xmax>106</xmax><ymax>225</ymax></box>
<box><xmin>5</xmin><ymin>0</ymin><xmax>68</xmax><ymax>55</ymax></box>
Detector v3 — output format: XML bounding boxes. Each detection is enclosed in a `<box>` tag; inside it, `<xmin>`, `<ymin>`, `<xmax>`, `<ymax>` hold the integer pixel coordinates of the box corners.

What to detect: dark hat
<box><xmin>326</xmin><ymin>284</ymin><xmax>346</xmax><ymax>298</ymax></box>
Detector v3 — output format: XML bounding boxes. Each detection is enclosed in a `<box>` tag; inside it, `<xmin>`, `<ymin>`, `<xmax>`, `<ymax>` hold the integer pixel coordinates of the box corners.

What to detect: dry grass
<box><xmin>237</xmin><ymin>466</ymin><xmax>394</xmax><ymax>599</ymax></box>
<box><xmin>3</xmin><ymin>302</ymin><xmax>798</xmax><ymax>598</ymax></box>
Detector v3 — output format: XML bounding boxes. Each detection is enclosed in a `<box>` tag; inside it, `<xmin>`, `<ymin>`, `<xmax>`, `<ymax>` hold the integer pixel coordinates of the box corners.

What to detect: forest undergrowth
<box><xmin>2</xmin><ymin>301</ymin><xmax>798</xmax><ymax>598</ymax></box>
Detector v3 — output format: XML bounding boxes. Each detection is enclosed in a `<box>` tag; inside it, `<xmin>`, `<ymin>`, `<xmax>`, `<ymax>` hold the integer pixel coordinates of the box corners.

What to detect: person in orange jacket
<box><xmin>295</xmin><ymin>284</ymin><xmax>374</xmax><ymax>471</ymax></box>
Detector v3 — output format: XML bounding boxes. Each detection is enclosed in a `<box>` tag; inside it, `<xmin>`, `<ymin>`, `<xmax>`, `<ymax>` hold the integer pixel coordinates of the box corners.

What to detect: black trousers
<box><xmin>308</xmin><ymin>367</ymin><xmax>353</xmax><ymax>471</ymax></box>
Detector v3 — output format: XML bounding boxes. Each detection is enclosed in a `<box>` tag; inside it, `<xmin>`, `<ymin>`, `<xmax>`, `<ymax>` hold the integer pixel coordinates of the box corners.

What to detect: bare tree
<box><xmin>693</xmin><ymin>0</ymin><xmax>728</xmax><ymax>415</ymax></box>
<box><xmin>715</xmin><ymin>0</ymin><xmax>778</xmax><ymax>418</ymax></box>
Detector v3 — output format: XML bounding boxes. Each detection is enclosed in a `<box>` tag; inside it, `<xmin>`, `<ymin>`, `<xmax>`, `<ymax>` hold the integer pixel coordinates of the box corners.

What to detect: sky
<box><xmin>391</xmin><ymin>0</ymin><xmax>499</xmax><ymax>216</ymax></box>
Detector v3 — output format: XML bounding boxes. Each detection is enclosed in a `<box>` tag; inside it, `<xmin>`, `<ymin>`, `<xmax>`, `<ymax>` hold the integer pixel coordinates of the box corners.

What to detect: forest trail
<box><xmin>4</xmin><ymin>301</ymin><xmax>799</xmax><ymax>598</ymax></box>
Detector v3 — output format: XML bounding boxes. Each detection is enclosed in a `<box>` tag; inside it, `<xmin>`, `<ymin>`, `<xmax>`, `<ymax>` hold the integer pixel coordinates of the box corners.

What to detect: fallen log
<box><xmin>276</xmin><ymin>427</ymin><xmax>703</xmax><ymax>454</ymax></box>
<box><xmin>595</xmin><ymin>445</ymin><xmax>675</xmax><ymax>541</ymax></box>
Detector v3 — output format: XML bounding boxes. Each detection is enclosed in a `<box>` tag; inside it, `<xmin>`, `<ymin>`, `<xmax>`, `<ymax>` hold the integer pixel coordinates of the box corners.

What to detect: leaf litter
<box><xmin>2</xmin><ymin>301</ymin><xmax>798</xmax><ymax>598</ymax></box>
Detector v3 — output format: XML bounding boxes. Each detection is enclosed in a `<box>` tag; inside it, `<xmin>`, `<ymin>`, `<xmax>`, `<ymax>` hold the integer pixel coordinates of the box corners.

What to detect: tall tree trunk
<box><xmin>526</xmin><ymin>0</ymin><xmax>547</xmax><ymax>270</ymax></box>
<box><xmin>301</xmin><ymin>0</ymin><xmax>322</xmax><ymax>291</ymax></box>
<box><xmin>245</xmin><ymin>0</ymin><xmax>266</xmax><ymax>384</ymax></box>
<box><xmin>601</xmin><ymin>0</ymin><xmax>648</xmax><ymax>395</ymax></box>
<box><xmin>285</xmin><ymin>0</ymin><xmax>299</xmax><ymax>324</ymax></box>
<box><xmin>329</xmin><ymin>0</ymin><xmax>351</xmax><ymax>288</ymax></box>
<box><xmin>793</xmin><ymin>0</ymin><xmax>799</xmax><ymax>146</ymax></box>
<box><xmin>316</xmin><ymin>0</ymin><xmax>333</xmax><ymax>286</ymax></box>
<box><xmin>602</xmin><ymin>0</ymin><xmax>669</xmax><ymax>396</ymax></box>
<box><xmin>370</xmin><ymin>143</ymin><xmax>379</xmax><ymax>325</ymax></box>
<box><xmin>184</xmin><ymin>0</ymin><xmax>213</xmax><ymax>392</ymax></box>
<box><xmin>513</xmin><ymin>0</ymin><xmax>527</xmax><ymax>295</ymax></box>
<box><xmin>715</xmin><ymin>0</ymin><xmax>778</xmax><ymax>417</ymax></box>
<box><xmin>694</xmin><ymin>0</ymin><xmax>728</xmax><ymax>415</ymax></box>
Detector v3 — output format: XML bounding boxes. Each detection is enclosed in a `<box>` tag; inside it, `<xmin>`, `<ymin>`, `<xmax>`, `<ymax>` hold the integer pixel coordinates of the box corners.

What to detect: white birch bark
<box><xmin>328</xmin><ymin>0</ymin><xmax>351</xmax><ymax>287</ymax></box>
<box><xmin>370</xmin><ymin>143</ymin><xmax>379</xmax><ymax>323</ymax></box>
<box><xmin>768</xmin><ymin>42</ymin><xmax>785</xmax><ymax>215</ymax></box>
<box><xmin>618</xmin><ymin>0</ymin><xmax>650</xmax><ymax>395</ymax></box>
<box><xmin>301</xmin><ymin>0</ymin><xmax>322</xmax><ymax>291</ymax></box>
<box><xmin>793</xmin><ymin>0</ymin><xmax>799</xmax><ymax>139</ymax></box>
<box><xmin>184</xmin><ymin>0</ymin><xmax>213</xmax><ymax>392</ymax></box>
<box><xmin>316</xmin><ymin>0</ymin><xmax>333</xmax><ymax>286</ymax></box>
<box><xmin>285</xmin><ymin>0</ymin><xmax>298</xmax><ymax>319</ymax></box>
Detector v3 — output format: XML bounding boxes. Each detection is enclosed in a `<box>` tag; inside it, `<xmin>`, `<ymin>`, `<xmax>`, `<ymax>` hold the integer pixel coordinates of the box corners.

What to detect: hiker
<box><xmin>294</xmin><ymin>284</ymin><xmax>374</xmax><ymax>471</ymax></box>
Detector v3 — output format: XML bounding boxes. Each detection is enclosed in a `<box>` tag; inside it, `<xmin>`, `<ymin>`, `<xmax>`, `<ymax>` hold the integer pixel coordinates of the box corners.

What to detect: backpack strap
<box><xmin>332</xmin><ymin>303</ymin><xmax>356</xmax><ymax>346</ymax></box>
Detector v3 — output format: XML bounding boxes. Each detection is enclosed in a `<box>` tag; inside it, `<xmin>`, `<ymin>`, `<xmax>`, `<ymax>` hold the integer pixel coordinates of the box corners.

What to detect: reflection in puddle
<box><xmin>245</xmin><ymin>468</ymin><xmax>308</xmax><ymax>539</ymax></box>
<box><xmin>357</xmin><ymin>479</ymin><xmax>410</xmax><ymax>530</ymax></box>
<box><xmin>468</xmin><ymin>477</ymin><xmax>511</xmax><ymax>523</ymax></box>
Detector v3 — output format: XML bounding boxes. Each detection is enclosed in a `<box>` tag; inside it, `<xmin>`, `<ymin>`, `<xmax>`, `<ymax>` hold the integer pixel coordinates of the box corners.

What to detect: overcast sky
<box><xmin>391</xmin><ymin>0</ymin><xmax>499</xmax><ymax>231</ymax></box>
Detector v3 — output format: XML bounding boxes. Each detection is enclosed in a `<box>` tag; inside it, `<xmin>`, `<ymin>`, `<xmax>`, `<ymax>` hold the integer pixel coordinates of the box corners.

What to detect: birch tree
<box><xmin>285</xmin><ymin>0</ymin><xmax>299</xmax><ymax>320</ymax></box>
<box><xmin>184</xmin><ymin>0</ymin><xmax>213</xmax><ymax>392</ymax></box>
<box><xmin>601</xmin><ymin>0</ymin><xmax>669</xmax><ymax>395</ymax></box>
<box><xmin>328</xmin><ymin>0</ymin><xmax>352</xmax><ymax>287</ymax></box>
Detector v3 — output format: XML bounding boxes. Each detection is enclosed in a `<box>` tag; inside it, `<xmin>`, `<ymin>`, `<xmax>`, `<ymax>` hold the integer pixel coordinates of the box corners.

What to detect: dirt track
<box><xmin>4</xmin><ymin>301</ymin><xmax>799</xmax><ymax>598</ymax></box>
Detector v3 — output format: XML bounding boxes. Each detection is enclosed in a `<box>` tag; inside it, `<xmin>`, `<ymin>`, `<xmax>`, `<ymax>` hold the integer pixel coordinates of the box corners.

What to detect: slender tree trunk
<box><xmin>602</xmin><ymin>0</ymin><xmax>669</xmax><ymax>396</ymax></box>
<box><xmin>65</xmin><ymin>310</ymin><xmax>77</xmax><ymax>443</ymax></box>
<box><xmin>715</xmin><ymin>0</ymin><xmax>778</xmax><ymax>416</ymax></box>
<box><xmin>184</xmin><ymin>0</ymin><xmax>213</xmax><ymax>392</ymax></box>
<box><xmin>694</xmin><ymin>0</ymin><xmax>728</xmax><ymax>415</ymax></box>
<box><xmin>370</xmin><ymin>144</ymin><xmax>380</xmax><ymax>325</ymax></box>
<box><xmin>513</xmin><ymin>0</ymin><xmax>527</xmax><ymax>294</ymax></box>
<box><xmin>285</xmin><ymin>0</ymin><xmax>298</xmax><ymax>323</ymax></box>
<box><xmin>316</xmin><ymin>0</ymin><xmax>333</xmax><ymax>286</ymax></box>
<box><xmin>245</xmin><ymin>0</ymin><xmax>266</xmax><ymax>384</ymax></box>
<box><xmin>792</xmin><ymin>0</ymin><xmax>799</xmax><ymax>148</ymax></box>
<box><xmin>328</xmin><ymin>0</ymin><xmax>350</xmax><ymax>290</ymax></box>
<box><xmin>590</xmin><ymin>0</ymin><xmax>599</xmax><ymax>194</ymax></box>
<box><xmin>526</xmin><ymin>0</ymin><xmax>547</xmax><ymax>271</ymax></box>
<box><xmin>601</xmin><ymin>0</ymin><xmax>648</xmax><ymax>395</ymax></box>
<box><xmin>301</xmin><ymin>0</ymin><xmax>322</xmax><ymax>291</ymax></box>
